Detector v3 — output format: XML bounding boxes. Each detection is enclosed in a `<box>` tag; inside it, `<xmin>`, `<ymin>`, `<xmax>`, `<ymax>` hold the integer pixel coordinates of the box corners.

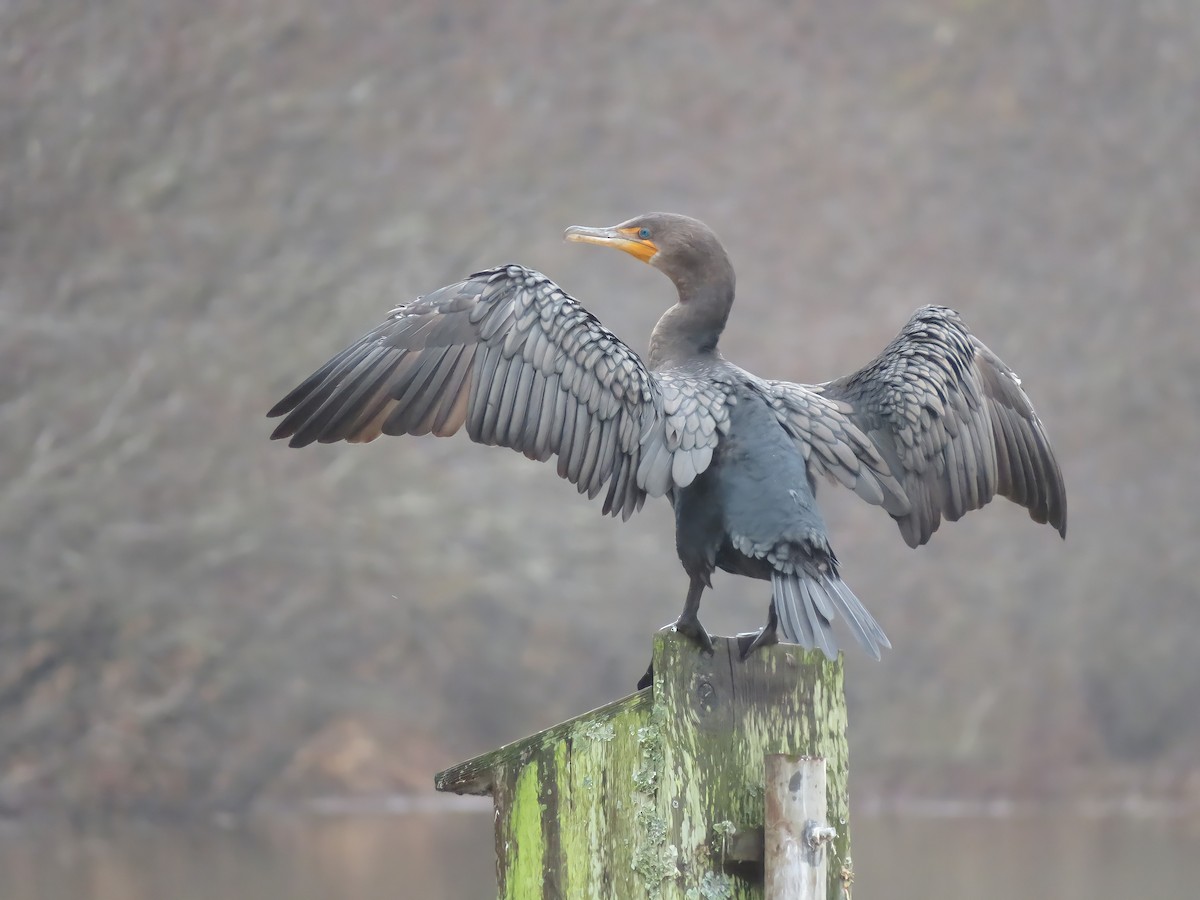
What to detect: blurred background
<box><xmin>2</xmin><ymin>0</ymin><xmax>1199</xmax><ymax>896</ymax></box>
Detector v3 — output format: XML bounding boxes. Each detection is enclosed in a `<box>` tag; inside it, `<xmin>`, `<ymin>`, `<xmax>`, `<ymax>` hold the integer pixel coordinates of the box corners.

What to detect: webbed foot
<box><xmin>737</xmin><ymin>601</ymin><xmax>780</xmax><ymax>660</ymax></box>
<box><xmin>673</xmin><ymin>613</ymin><xmax>715</xmax><ymax>655</ymax></box>
<box><xmin>637</xmin><ymin>613</ymin><xmax>715</xmax><ymax>691</ymax></box>
<box><xmin>638</xmin><ymin>576</ymin><xmax>715</xmax><ymax>690</ymax></box>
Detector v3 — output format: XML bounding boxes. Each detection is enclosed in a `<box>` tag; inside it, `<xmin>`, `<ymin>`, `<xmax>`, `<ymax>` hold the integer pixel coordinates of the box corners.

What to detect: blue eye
<box><xmin>638</xmin><ymin>227</ymin><xmax>651</xmax><ymax>239</ymax></box>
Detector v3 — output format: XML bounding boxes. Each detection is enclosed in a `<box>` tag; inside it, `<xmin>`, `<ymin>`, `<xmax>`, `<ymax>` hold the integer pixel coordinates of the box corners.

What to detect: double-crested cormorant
<box><xmin>269</xmin><ymin>213</ymin><xmax>1066</xmax><ymax>663</ymax></box>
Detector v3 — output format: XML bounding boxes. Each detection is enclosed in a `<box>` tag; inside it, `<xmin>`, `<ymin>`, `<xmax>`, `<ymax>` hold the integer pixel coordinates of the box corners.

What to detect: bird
<box><xmin>268</xmin><ymin>212</ymin><xmax>1066</xmax><ymax>668</ymax></box>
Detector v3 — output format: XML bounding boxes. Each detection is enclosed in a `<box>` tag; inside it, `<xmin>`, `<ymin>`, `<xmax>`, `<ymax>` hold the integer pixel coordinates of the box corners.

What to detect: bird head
<box><xmin>565</xmin><ymin>213</ymin><xmax>731</xmax><ymax>297</ymax></box>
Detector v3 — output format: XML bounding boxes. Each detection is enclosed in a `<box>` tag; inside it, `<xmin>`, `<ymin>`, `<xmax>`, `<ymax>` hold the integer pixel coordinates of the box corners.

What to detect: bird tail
<box><xmin>772</xmin><ymin>571</ymin><xmax>891</xmax><ymax>661</ymax></box>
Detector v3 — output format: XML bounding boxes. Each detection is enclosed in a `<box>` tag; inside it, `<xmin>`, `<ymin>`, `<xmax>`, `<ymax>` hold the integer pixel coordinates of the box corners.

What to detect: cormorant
<box><xmin>268</xmin><ymin>213</ymin><xmax>1066</xmax><ymax>664</ymax></box>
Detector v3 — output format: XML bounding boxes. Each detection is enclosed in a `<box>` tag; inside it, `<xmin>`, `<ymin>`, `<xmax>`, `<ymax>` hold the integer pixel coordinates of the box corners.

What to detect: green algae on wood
<box><xmin>504</xmin><ymin>759</ymin><xmax>547</xmax><ymax>898</ymax></box>
<box><xmin>435</xmin><ymin>633</ymin><xmax>853</xmax><ymax>899</ymax></box>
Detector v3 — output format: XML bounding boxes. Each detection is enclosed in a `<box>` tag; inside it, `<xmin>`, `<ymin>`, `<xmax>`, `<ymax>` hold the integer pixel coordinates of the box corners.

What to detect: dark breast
<box><xmin>672</xmin><ymin>386</ymin><xmax>833</xmax><ymax>582</ymax></box>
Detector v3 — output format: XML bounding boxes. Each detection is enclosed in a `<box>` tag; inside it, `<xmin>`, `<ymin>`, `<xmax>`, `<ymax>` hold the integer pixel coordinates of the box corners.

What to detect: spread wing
<box><xmin>814</xmin><ymin>306</ymin><xmax>1067</xmax><ymax>547</ymax></box>
<box><xmin>268</xmin><ymin>265</ymin><xmax>728</xmax><ymax>519</ymax></box>
<box><xmin>758</xmin><ymin>376</ymin><xmax>910</xmax><ymax>515</ymax></box>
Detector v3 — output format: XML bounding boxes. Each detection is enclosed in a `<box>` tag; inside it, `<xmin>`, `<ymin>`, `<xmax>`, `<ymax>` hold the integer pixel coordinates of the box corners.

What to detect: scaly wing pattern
<box><xmin>758</xmin><ymin>376</ymin><xmax>911</xmax><ymax>515</ymax></box>
<box><xmin>268</xmin><ymin>265</ymin><xmax>727</xmax><ymax>518</ymax></box>
<box><xmin>815</xmin><ymin>305</ymin><xmax>1067</xmax><ymax>547</ymax></box>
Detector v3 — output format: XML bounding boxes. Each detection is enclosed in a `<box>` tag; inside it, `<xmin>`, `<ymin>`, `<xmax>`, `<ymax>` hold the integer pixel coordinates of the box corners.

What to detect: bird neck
<box><xmin>648</xmin><ymin>271</ymin><xmax>735</xmax><ymax>369</ymax></box>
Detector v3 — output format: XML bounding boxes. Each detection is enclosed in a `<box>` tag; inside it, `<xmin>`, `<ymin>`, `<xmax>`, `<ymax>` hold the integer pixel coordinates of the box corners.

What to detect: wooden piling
<box><xmin>435</xmin><ymin>632</ymin><xmax>854</xmax><ymax>899</ymax></box>
<box><xmin>764</xmin><ymin>755</ymin><xmax>832</xmax><ymax>900</ymax></box>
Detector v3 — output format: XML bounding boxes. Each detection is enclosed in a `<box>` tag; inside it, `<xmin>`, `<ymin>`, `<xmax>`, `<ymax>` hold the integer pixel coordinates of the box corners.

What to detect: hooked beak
<box><xmin>564</xmin><ymin>224</ymin><xmax>658</xmax><ymax>264</ymax></box>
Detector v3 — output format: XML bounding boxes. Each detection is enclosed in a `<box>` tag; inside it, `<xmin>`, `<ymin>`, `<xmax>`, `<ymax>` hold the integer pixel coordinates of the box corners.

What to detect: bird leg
<box><xmin>636</xmin><ymin>576</ymin><xmax>715</xmax><ymax>691</ymax></box>
<box><xmin>736</xmin><ymin>598</ymin><xmax>779</xmax><ymax>660</ymax></box>
<box><xmin>673</xmin><ymin>576</ymin><xmax>715</xmax><ymax>654</ymax></box>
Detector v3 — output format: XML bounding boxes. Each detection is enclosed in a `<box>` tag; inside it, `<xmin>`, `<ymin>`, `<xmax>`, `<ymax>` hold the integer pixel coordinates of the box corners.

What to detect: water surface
<box><xmin>3</xmin><ymin>809</ymin><xmax>1197</xmax><ymax>899</ymax></box>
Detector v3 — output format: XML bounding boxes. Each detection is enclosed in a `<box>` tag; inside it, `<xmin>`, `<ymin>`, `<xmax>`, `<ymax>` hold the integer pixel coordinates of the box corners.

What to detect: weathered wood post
<box><xmin>435</xmin><ymin>632</ymin><xmax>854</xmax><ymax>899</ymax></box>
<box><xmin>764</xmin><ymin>755</ymin><xmax>834</xmax><ymax>899</ymax></box>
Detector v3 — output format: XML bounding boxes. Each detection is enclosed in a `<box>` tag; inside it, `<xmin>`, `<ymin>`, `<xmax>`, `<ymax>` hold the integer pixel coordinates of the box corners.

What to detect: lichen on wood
<box><xmin>436</xmin><ymin>632</ymin><xmax>853</xmax><ymax>899</ymax></box>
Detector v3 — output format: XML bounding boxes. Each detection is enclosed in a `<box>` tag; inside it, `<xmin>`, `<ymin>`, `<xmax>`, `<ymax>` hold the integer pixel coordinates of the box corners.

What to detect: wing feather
<box><xmin>816</xmin><ymin>306</ymin><xmax>1067</xmax><ymax>546</ymax></box>
<box><xmin>269</xmin><ymin>265</ymin><xmax>729</xmax><ymax>517</ymax></box>
<box><xmin>761</xmin><ymin>378</ymin><xmax>909</xmax><ymax>515</ymax></box>
<box><xmin>556</xmin><ymin>393</ymin><xmax>579</xmax><ymax>480</ymax></box>
<box><xmin>296</xmin><ymin>345</ymin><xmax>398</xmax><ymax>444</ymax></box>
<box><xmin>429</xmin><ymin>347</ymin><xmax>475</xmax><ymax>438</ymax></box>
<box><xmin>507</xmin><ymin>362</ymin><xmax>539</xmax><ymax>447</ymax></box>
<box><xmin>467</xmin><ymin>342</ymin><xmax>503</xmax><ymax>438</ymax></box>
<box><xmin>533</xmin><ymin>372</ymin><xmax>561</xmax><ymax>460</ymax></box>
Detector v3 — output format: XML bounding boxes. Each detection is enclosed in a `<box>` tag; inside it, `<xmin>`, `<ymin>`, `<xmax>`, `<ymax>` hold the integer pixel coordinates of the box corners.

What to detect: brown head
<box><xmin>565</xmin><ymin>213</ymin><xmax>736</xmax><ymax>364</ymax></box>
<box><xmin>564</xmin><ymin>213</ymin><xmax>735</xmax><ymax>307</ymax></box>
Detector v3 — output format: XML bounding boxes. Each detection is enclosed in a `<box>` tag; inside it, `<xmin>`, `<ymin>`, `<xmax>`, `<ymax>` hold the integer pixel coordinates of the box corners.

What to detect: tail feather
<box><xmin>806</xmin><ymin>577</ymin><xmax>837</xmax><ymax>620</ymax></box>
<box><xmin>829</xmin><ymin>577</ymin><xmax>891</xmax><ymax>653</ymax></box>
<box><xmin>777</xmin><ymin>576</ymin><xmax>815</xmax><ymax>651</ymax></box>
<box><xmin>799</xmin><ymin>579</ymin><xmax>839</xmax><ymax>659</ymax></box>
<box><xmin>772</xmin><ymin>571</ymin><xmax>889</xmax><ymax>661</ymax></box>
